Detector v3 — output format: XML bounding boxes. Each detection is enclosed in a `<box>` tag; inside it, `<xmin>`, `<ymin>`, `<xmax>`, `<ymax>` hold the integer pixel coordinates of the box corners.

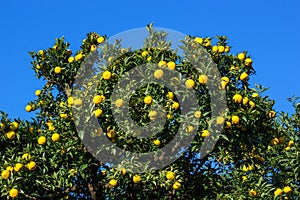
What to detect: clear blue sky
<box><xmin>0</xmin><ymin>0</ymin><xmax>299</xmax><ymax>120</ymax></box>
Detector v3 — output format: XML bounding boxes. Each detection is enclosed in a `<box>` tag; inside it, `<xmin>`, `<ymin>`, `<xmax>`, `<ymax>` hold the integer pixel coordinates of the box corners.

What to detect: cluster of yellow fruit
<box><xmin>166</xmin><ymin>171</ymin><xmax>181</xmax><ymax>190</ymax></box>
<box><xmin>232</xmin><ymin>93</ymin><xmax>256</xmax><ymax>109</ymax></box>
<box><xmin>1</xmin><ymin>121</ymin><xmax>19</xmax><ymax>140</ymax></box>
<box><xmin>93</xmin><ymin>94</ymin><xmax>106</xmax><ymax>118</ymax></box>
<box><xmin>194</xmin><ymin>37</ymin><xmax>253</xmax><ymax>84</ymax></box>
<box><xmin>37</xmin><ymin>133</ymin><xmax>60</xmax><ymax>145</ymax></box>
<box><xmin>0</xmin><ymin>153</ymin><xmax>38</xmax><ymax>198</ymax></box>
<box><xmin>108</xmin><ymin>170</ymin><xmax>182</xmax><ymax>190</ymax></box>
<box><xmin>274</xmin><ymin>186</ymin><xmax>292</xmax><ymax>196</ymax></box>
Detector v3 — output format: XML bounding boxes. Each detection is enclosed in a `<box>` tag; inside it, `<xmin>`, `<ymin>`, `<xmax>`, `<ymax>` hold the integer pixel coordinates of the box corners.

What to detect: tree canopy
<box><xmin>0</xmin><ymin>24</ymin><xmax>299</xmax><ymax>199</ymax></box>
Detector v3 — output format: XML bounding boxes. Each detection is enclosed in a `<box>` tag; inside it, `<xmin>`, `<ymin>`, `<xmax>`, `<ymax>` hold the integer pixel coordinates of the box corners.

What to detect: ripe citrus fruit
<box><xmin>52</xmin><ymin>133</ymin><xmax>60</xmax><ymax>142</ymax></box>
<box><xmin>166</xmin><ymin>171</ymin><xmax>175</xmax><ymax>180</ymax></box>
<box><xmin>198</xmin><ymin>75</ymin><xmax>208</xmax><ymax>85</ymax></box>
<box><xmin>38</xmin><ymin>136</ymin><xmax>46</xmax><ymax>145</ymax></box>
<box><xmin>144</xmin><ymin>95</ymin><xmax>153</xmax><ymax>105</ymax></box>
<box><xmin>154</xmin><ymin>69</ymin><xmax>164</xmax><ymax>79</ymax></box>
<box><xmin>185</xmin><ymin>79</ymin><xmax>195</xmax><ymax>89</ymax></box>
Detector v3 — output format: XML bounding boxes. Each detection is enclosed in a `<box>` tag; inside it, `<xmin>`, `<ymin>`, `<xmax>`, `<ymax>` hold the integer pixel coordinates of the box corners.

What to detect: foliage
<box><xmin>0</xmin><ymin>24</ymin><xmax>299</xmax><ymax>199</ymax></box>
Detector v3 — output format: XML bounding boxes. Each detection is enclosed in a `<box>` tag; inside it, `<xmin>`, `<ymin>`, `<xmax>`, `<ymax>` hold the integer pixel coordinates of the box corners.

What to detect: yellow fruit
<box><xmin>94</xmin><ymin>109</ymin><xmax>103</xmax><ymax>118</ymax></box>
<box><xmin>6</xmin><ymin>131</ymin><xmax>16</xmax><ymax>140</ymax></box>
<box><xmin>218</xmin><ymin>46</ymin><xmax>225</xmax><ymax>53</ymax></box>
<box><xmin>133</xmin><ymin>175</ymin><xmax>141</xmax><ymax>183</ymax></box>
<box><xmin>166</xmin><ymin>171</ymin><xmax>175</xmax><ymax>180</ymax></box>
<box><xmin>22</xmin><ymin>153</ymin><xmax>31</xmax><ymax>161</ymax></box>
<box><xmin>186</xmin><ymin>125</ymin><xmax>194</xmax><ymax>133</ymax></box>
<box><xmin>242</xmin><ymin>97</ymin><xmax>249</xmax><ymax>105</ymax></box>
<box><xmin>240</xmin><ymin>72</ymin><xmax>248</xmax><ymax>81</ymax></box>
<box><xmin>52</xmin><ymin>133</ymin><xmax>60</xmax><ymax>142</ymax></box>
<box><xmin>141</xmin><ymin>51</ymin><xmax>148</xmax><ymax>57</ymax></box>
<box><xmin>233</xmin><ymin>94</ymin><xmax>243</xmax><ymax>103</ymax></box>
<box><xmin>115</xmin><ymin>99</ymin><xmax>124</xmax><ymax>108</ymax></box>
<box><xmin>194</xmin><ymin>111</ymin><xmax>201</xmax><ymax>118</ymax></box>
<box><xmin>90</xmin><ymin>44</ymin><xmax>97</xmax><ymax>51</ymax></box>
<box><xmin>102</xmin><ymin>71</ymin><xmax>112</xmax><ymax>80</ymax></box>
<box><xmin>60</xmin><ymin>102</ymin><xmax>65</xmax><ymax>108</ymax></box>
<box><xmin>166</xmin><ymin>91</ymin><xmax>174</xmax><ymax>99</ymax></box>
<box><xmin>185</xmin><ymin>79</ymin><xmax>195</xmax><ymax>89</ymax></box>
<box><xmin>1</xmin><ymin>170</ymin><xmax>10</xmax><ymax>179</ymax></box>
<box><xmin>224</xmin><ymin>46</ymin><xmax>230</xmax><ymax>53</ymax></box>
<box><xmin>10</xmin><ymin>122</ymin><xmax>19</xmax><ymax>130</ymax></box>
<box><xmin>148</xmin><ymin>110</ymin><xmax>158</xmax><ymax>120</ymax></box>
<box><xmin>249</xmin><ymin>189</ymin><xmax>257</xmax><ymax>197</ymax></box>
<box><xmin>93</xmin><ymin>95</ymin><xmax>102</xmax><ymax>104</ymax></box>
<box><xmin>35</xmin><ymin>90</ymin><xmax>41</xmax><ymax>96</ymax></box>
<box><xmin>38</xmin><ymin>136</ymin><xmax>46</xmax><ymax>145</ymax></box>
<box><xmin>288</xmin><ymin>140</ymin><xmax>294</xmax><ymax>147</ymax></box>
<box><xmin>284</xmin><ymin>146</ymin><xmax>290</xmax><ymax>151</ymax></box>
<box><xmin>36</xmin><ymin>64</ymin><xmax>41</xmax><ymax>69</ymax></box>
<box><xmin>198</xmin><ymin>75</ymin><xmax>208</xmax><ymax>85</ymax></box>
<box><xmin>75</xmin><ymin>53</ymin><xmax>83</xmax><ymax>61</ymax></box>
<box><xmin>216</xmin><ymin>116</ymin><xmax>225</xmax><ymax>125</ymax></box>
<box><xmin>271</xmin><ymin>138</ymin><xmax>279</xmax><ymax>146</ymax></box>
<box><xmin>194</xmin><ymin>37</ymin><xmax>203</xmax><ymax>44</ymax></box>
<box><xmin>283</xmin><ymin>186</ymin><xmax>292</xmax><ymax>194</ymax></box>
<box><xmin>109</xmin><ymin>179</ymin><xmax>117</xmax><ymax>187</ymax></box>
<box><xmin>9</xmin><ymin>188</ymin><xmax>18</xmax><ymax>198</ymax></box>
<box><xmin>167</xmin><ymin>61</ymin><xmax>176</xmax><ymax>70</ymax></box>
<box><xmin>144</xmin><ymin>96</ymin><xmax>153</xmax><ymax>105</ymax></box>
<box><xmin>60</xmin><ymin>113</ymin><xmax>67</xmax><ymax>118</ymax></box>
<box><xmin>238</xmin><ymin>53</ymin><xmax>245</xmax><ymax>60</ymax></box>
<box><xmin>153</xmin><ymin>139</ymin><xmax>161</xmax><ymax>146</ymax></box>
<box><xmin>38</xmin><ymin>50</ymin><xmax>44</xmax><ymax>55</ymax></box>
<box><xmin>154</xmin><ymin>69</ymin><xmax>164</xmax><ymax>79</ymax></box>
<box><xmin>242</xmin><ymin>165</ymin><xmax>249</xmax><ymax>172</ymax></box>
<box><xmin>203</xmin><ymin>39</ymin><xmax>211</xmax><ymax>47</ymax></box>
<box><xmin>248</xmin><ymin>164</ymin><xmax>254</xmax><ymax>171</ymax></box>
<box><xmin>231</xmin><ymin>115</ymin><xmax>240</xmax><ymax>124</ymax></box>
<box><xmin>68</xmin><ymin>97</ymin><xmax>74</xmax><ymax>105</ymax></box>
<box><xmin>202</xmin><ymin>130</ymin><xmax>209</xmax><ymax>137</ymax></box>
<box><xmin>221</xmin><ymin>76</ymin><xmax>229</xmax><ymax>84</ymax></box>
<box><xmin>14</xmin><ymin>163</ymin><xmax>23</xmax><ymax>172</ymax></box>
<box><xmin>172</xmin><ymin>102</ymin><xmax>180</xmax><ymax>109</ymax></box>
<box><xmin>274</xmin><ymin>188</ymin><xmax>283</xmax><ymax>196</ymax></box>
<box><xmin>107</xmin><ymin>130</ymin><xmax>116</xmax><ymax>138</ymax></box>
<box><xmin>167</xmin><ymin>113</ymin><xmax>174</xmax><ymax>119</ymax></box>
<box><xmin>173</xmin><ymin>181</ymin><xmax>181</xmax><ymax>190</ymax></box>
<box><xmin>54</xmin><ymin>66</ymin><xmax>62</xmax><ymax>74</ymax></box>
<box><xmin>158</xmin><ymin>60</ymin><xmax>167</xmax><ymax>67</ymax></box>
<box><xmin>26</xmin><ymin>161</ymin><xmax>37</xmax><ymax>171</ymax></box>
<box><xmin>0</xmin><ymin>123</ymin><xmax>4</xmax><ymax>131</ymax></box>
<box><xmin>249</xmin><ymin>101</ymin><xmax>256</xmax><ymax>108</ymax></box>
<box><xmin>6</xmin><ymin>166</ymin><xmax>13</xmax><ymax>172</ymax></box>
<box><xmin>147</xmin><ymin>56</ymin><xmax>152</xmax><ymax>61</ymax></box>
<box><xmin>268</xmin><ymin>111</ymin><xmax>276</xmax><ymax>118</ymax></box>
<box><xmin>225</xmin><ymin>121</ymin><xmax>231</xmax><ymax>128</ymax></box>
<box><xmin>245</xmin><ymin>58</ymin><xmax>252</xmax><ymax>67</ymax></box>
<box><xmin>242</xmin><ymin>176</ymin><xmax>247</xmax><ymax>182</ymax></box>
<box><xmin>25</xmin><ymin>105</ymin><xmax>32</xmax><ymax>112</ymax></box>
<box><xmin>74</xmin><ymin>99</ymin><xmax>83</xmax><ymax>106</ymax></box>
<box><xmin>97</xmin><ymin>36</ymin><xmax>105</xmax><ymax>44</ymax></box>
<box><xmin>68</xmin><ymin>57</ymin><xmax>74</xmax><ymax>63</ymax></box>
<box><xmin>212</xmin><ymin>46</ymin><xmax>219</xmax><ymax>53</ymax></box>
<box><xmin>252</xmin><ymin>93</ymin><xmax>259</xmax><ymax>98</ymax></box>
<box><xmin>120</xmin><ymin>168</ymin><xmax>127</xmax><ymax>175</ymax></box>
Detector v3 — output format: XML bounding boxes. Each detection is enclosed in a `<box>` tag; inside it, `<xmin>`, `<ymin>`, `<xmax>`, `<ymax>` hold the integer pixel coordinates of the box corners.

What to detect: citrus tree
<box><xmin>0</xmin><ymin>24</ymin><xmax>299</xmax><ymax>199</ymax></box>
